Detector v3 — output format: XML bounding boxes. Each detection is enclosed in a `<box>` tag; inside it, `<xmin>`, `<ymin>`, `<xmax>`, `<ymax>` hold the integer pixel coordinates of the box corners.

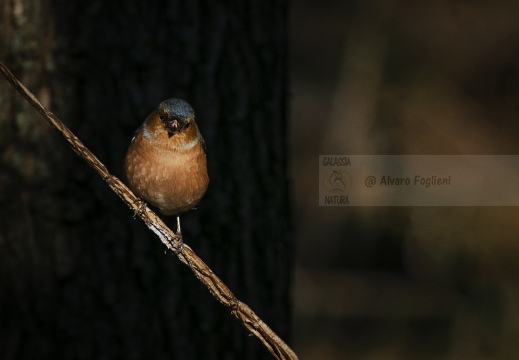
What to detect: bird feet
<box><xmin>132</xmin><ymin>199</ymin><xmax>147</xmax><ymax>218</ymax></box>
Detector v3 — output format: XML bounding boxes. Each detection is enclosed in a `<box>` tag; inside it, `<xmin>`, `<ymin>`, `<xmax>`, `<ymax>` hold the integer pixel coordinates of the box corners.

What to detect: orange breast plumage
<box><xmin>124</xmin><ymin>98</ymin><xmax>209</xmax><ymax>216</ymax></box>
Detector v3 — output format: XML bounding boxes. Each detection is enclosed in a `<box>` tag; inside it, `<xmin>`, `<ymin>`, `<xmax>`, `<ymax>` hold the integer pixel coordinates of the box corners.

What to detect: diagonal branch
<box><xmin>0</xmin><ymin>61</ymin><xmax>298</xmax><ymax>360</ymax></box>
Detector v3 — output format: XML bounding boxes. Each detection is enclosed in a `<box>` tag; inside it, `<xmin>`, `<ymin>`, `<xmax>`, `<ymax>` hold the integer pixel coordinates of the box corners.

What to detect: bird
<box><xmin>124</xmin><ymin>98</ymin><xmax>209</xmax><ymax>235</ymax></box>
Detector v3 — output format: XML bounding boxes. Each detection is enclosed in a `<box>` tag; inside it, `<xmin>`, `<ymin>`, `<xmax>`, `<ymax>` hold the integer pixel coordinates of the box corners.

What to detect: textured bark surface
<box><xmin>0</xmin><ymin>1</ymin><xmax>292</xmax><ymax>359</ymax></box>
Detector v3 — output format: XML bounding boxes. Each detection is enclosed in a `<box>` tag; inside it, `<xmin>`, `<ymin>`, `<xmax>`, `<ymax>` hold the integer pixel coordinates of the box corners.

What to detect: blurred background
<box><xmin>290</xmin><ymin>0</ymin><xmax>519</xmax><ymax>359</ymax></box>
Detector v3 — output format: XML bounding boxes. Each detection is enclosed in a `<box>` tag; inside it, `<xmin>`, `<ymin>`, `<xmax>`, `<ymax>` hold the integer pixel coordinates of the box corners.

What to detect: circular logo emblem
<box><xmin>322</xmin><ymin>169</ymin><xmax>352</xmax><ymax>193</ymax></box>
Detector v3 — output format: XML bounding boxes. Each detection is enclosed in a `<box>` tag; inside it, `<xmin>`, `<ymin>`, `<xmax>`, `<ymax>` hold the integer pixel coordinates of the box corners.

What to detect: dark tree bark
<box><xmin>0</xmin><ymin>0</ymin><xmax>292</xmax><ymax>359</ymax></box>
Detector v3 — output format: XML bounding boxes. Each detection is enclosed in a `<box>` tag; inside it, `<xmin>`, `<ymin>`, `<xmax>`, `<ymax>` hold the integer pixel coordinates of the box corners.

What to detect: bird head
<box><xmin>157</xmin><ymin>98</ymin><xmax>195</xmax><ymax>138</ymax></box>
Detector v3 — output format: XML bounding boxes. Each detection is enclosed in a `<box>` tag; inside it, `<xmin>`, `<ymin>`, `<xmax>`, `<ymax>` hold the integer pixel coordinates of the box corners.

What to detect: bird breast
<box><xmin>124</xmin><ymin>134</ymin><xmax>209</xmax><ymax>215</ymax></box>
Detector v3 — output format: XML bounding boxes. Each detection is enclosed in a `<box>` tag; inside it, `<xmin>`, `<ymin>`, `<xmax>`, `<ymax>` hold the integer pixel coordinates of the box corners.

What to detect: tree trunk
<box><xmin>0</xmin><ymin>0</ymin><xmax>292</xmax><ymax>359</ymax></box>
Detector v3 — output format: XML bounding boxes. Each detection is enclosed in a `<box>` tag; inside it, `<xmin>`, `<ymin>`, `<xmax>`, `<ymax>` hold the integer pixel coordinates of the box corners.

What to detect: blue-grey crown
<box><xmin>158</xmin><ymin>98</ymin><xmax>195</xmax><ymax>119</ymax></box>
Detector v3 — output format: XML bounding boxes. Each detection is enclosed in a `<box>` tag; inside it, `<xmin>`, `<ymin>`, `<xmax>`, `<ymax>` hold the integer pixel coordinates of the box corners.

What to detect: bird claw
<box><xmin>133</xmin><ymin>199</ymin><xmax>147</xmax><ymax>218</ymax></box>
<box><xmin>171</xmin><ymin>218</ymin><xmax>184</xmax><ymax>255</ymax></box>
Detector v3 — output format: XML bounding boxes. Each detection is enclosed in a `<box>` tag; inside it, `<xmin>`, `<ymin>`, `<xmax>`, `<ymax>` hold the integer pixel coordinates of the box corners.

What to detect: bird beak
<box><xmin>164</xmin><ymin>117</ymin><xmax>190</xmax><ymax>137</ymax></box>
<box><xmin>166</xmin><ymin>119</ymin><xmax>180</xmax><ymax>137</ymax></box>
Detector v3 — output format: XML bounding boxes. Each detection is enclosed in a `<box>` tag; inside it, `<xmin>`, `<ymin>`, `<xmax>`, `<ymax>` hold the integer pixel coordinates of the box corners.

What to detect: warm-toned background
<box><xmin>291</xmin><ymin>0</ymin><xmax>519</xmax><ymax>359</ymax></box>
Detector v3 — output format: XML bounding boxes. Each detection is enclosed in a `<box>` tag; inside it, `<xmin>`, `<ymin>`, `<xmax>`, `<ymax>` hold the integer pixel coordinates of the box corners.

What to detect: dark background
<box><xmin>291</xmin><ymin>0</ymin><xmax>519</xmax><ymax>359</ymax></box>
<box><xmin>1</xmin><ymin>0</ymin><xmax>291</xmax><ymax>359</ymax></box>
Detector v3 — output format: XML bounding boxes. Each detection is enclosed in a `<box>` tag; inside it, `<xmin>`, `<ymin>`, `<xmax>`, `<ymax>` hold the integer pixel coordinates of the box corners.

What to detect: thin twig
<box><xmin>0</xmin><ymin>61</ymin><xmax>298</xmax><ymax>360</ymax></box>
